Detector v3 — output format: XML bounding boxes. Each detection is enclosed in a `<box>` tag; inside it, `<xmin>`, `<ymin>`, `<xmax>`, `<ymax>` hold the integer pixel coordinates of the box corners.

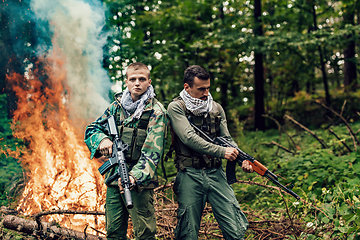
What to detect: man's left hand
<box><xmin>241</xmin><ymin>160</ymin><xmax>253</xmax><ymax>173</ymax></box>
<box><xmin>118</xmin><ymin>176</ymin><xmax>136</xmax><ymax>193</ymax></box>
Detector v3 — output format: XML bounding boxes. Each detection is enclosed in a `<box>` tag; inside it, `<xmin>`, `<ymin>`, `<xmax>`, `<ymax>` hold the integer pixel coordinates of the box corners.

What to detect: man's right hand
<box><xmin>224</xmin><ymin>147</ymin><xmax>239</xmax><ymax>161</ymax></box>
<box><xmin>99</xmin><ymin>138</ymin><xmax>113</xmax><ymax>157</ymax></box>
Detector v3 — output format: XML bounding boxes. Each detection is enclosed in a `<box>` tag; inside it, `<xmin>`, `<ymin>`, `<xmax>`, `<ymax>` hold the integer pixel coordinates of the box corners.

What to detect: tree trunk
<box><xmin>3</xmin><ymin>215</ymin><xmax>106</xmax><ymax>240</ymax></box>
<box><xmin>1</xmin><ymin>0</ymin><xmax>39</xmax><ymax>116</ymax></box>
<box><xmin>312</xmin><ymin>3</ymin><xmax>331</xmax><ymax>105</ymax></box>
<box><xmin>254</xmin><ymin>0</ymin><xmax>266</xmax><ymax>131</ymax></box>
<box><xmin>0</xmin><ymin>3</ymin><xmax>23</xmax><ymax>115</ymax></box>
<box><xmin>343</xmin><ymin>5</ymin><xmax>357</xmax><ymax>91</ymax></box>
<box><xmin>343</xmin><ymin>40</ymin><xmax>357</xmax><ymax>90</ymax></box>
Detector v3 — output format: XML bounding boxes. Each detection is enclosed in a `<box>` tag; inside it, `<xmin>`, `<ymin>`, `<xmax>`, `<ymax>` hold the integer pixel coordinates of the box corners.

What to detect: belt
<box><xmin>181</xmin><ymin>157</ymin><xmax>222</xmax><ymax>169</ymax></box>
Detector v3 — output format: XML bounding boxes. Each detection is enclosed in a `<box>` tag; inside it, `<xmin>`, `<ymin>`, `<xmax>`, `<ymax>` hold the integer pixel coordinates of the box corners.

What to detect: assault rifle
<box><xmin>98</xmin><ymin>115</ymin><xmax>134</xmax><ymax>209</ymax></box>
<box><xmin>188</xmin><ymin>118</ymin><xmax>300</xmax><ymax>200</ymax></box>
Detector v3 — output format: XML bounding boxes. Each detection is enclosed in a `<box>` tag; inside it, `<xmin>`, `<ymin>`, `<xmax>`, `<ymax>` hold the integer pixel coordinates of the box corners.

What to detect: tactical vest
<box><xmin>171</xmin><ymin>97</ymin><xmax>223</xmax><ymax>170</ymax></box>
<box><xmin>116</xmin><ymin>102</ymin><xmax>155</xmax><ymax>163</ymax></box>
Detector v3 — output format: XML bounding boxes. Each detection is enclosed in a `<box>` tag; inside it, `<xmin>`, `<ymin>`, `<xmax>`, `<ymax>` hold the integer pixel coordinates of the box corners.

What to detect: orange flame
<box><xmin>7</xmin><ymin>48</ymin><xmax>106</xmax><ymax>234</ymax></box>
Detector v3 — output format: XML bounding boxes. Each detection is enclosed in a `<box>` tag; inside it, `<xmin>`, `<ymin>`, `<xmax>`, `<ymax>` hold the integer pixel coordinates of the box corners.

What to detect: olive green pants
<box><xmin>105</xmin><ymin>186</ymin><xmax>156</xmax><ymax>240</ymax></box>
<box><xmin>173</xmin><ymin>167</ymin><xmax>248</xmax><ymax>240</ymax></box>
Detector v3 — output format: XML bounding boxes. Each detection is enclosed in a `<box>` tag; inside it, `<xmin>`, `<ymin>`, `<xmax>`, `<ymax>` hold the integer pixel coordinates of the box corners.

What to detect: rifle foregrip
<box><xmin>249</xmin><ymin>160</ymin><xmax>268</xmax><ymax>176</ymax></box>
<box><xmin>105</xmin><ymin>172</ymin><xmax>120</xmax><ymax>185</ymax></box>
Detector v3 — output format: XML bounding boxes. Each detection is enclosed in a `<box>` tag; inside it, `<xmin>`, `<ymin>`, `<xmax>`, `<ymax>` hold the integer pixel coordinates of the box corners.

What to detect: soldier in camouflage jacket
<box><xmin>84</xmin><ymin>62</ymin><xmax>169</xmax><ymax>240</ymax></box>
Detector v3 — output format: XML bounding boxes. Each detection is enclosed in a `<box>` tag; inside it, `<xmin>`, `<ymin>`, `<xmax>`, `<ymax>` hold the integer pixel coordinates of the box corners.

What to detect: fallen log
<box><xmin>3</xmin><ymin>215</ymin><xmax>106</xmax><ymax>240</ymax></box>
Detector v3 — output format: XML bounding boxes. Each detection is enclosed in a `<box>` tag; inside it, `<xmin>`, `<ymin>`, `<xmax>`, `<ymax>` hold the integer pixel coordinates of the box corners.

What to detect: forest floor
<box><xmin>0</xmin><ymin>183</ymin><xmax>317</xmax><ymax>240</ymax></box>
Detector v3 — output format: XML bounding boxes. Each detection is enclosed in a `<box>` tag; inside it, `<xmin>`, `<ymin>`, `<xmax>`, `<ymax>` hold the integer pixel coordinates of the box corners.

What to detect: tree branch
<box><xmin>315</xmin><ymin>100</ymin><xmax>359</xmax><ymax>145</ymax></box>
<box><xmin>284</xmin><ymin>114</ymin><xmax>327</xmax><ymax>149</ymax></box>
<box><xmin>263</xmin><ymin>114</ymin><xmax>300</xmax><ymax>151</ymax></box>
<box><xmin>3</xmin><ymin>215</ymin><xmax>106</xmax><ymax>240</ymax></box>
<box><xmin>328</xmin><ymin>128</ymin><xmax>353</xmax><ymax>152</ymax></box>
<box><xmin>262</xmin><ymin>141</ymin><xmax>298</xmax><ymax>154</ymax></box>
<box><xmin>32</xmin><ymin>210</ymin><xmax>105</xmax><ymax>219</ymax></box>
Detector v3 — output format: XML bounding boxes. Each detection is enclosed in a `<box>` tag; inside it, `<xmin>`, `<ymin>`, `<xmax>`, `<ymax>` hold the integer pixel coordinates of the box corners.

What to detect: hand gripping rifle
<box><xmin>188</xmin><ymin>118</ymin><xmax>300</xmax><ymax>200</ymax></box>
<box><xmin>98</xmin><ymin>115</ymin><xmax>134</xmax><ymax>209</ymax></box>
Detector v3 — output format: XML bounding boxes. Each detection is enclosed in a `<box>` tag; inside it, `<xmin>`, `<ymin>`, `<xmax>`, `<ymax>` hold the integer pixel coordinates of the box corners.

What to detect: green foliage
<box><xmin>0</xmin><ymin>94</ymin><xmax>24</xmax><ymax>207</ymax></box>
<box><xmin>260</xmin><ymin>89</ymin><xmax>360</xmax><ymax>130</ymax></box>
<box><xmin>0</xmin><ymin>226</ymin><xmax>36</xmax><ymax>240</ymax></box>
<box><xmin>102</xmin><ymin>0</ymin><xmax>360</xmax><ymax>131</ymax></box>
<box><xmin>280</xmin><ymin>149</ymin><xmax>358</xmax><ymax>195</ymax></box>
<box><xmin>155</xmin><ymin>92</ymin><xmax>360</xmax><ymax>237</ymax></box>
<box><xmin>1</xmin><ymin>0</ymin><xmax>360</xmax><ymax>238</ymax></box>
<box><xmin>229</xmin><ymin>118</ymin><xmax>360</xmax><ymax>238</ymax></box>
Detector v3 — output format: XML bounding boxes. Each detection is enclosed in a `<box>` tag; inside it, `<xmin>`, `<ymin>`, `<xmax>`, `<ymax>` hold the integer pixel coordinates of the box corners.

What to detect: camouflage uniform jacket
<box><xmin>84</xmin><ymin>92</ymin><xmax>169</xmax><ymax>188</ymax></box>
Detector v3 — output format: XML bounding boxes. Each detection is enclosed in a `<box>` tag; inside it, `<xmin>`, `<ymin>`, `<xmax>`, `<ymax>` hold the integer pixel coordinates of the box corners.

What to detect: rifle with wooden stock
<box><xmin>188</xmin><ymin>118</ymin><xmax>300</xmax><ymax>200</ymax></box>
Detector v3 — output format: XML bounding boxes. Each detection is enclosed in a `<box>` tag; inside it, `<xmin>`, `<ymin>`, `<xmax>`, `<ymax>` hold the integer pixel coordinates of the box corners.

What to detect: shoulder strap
<box><xmin>209</xmin><ymin>102</ymin><xmax>221</xmax><ymax>135</ymax></box>
<box><xmin>173</xmin><ymin>96</ymin><xmax>191</xmax><ymax>117</ymax></box>
<box><xmin>138</xmin><ymin>110</ymin><xmax>153</xmax><ymax>129</ymax></box>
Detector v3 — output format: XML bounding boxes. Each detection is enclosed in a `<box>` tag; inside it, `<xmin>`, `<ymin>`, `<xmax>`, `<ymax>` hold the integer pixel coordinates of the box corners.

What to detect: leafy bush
<box><xmin>241</xmin><ymin>90</ymin><xmax>360</xmax><ymax>130</ymax></box>
<box><xmin>0</xmin><ymin>94</ymin><xmax>24</xmax><ymax>207</ymax></box>
<box><xmin>230</xmin><ymin>114</ymin><xmax>360</xmax><ymax>238</ymax></box>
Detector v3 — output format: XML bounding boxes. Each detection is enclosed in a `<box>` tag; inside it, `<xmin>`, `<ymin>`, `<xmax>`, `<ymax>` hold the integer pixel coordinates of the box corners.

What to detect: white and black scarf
<box><xmin>121</xmin><ymin>85</ymin><xmax>155</xmax><ymax>120</ymax></box>
<box><xmin>180</xmin><ymin>89</ymin><xmax>213</xmax><ymax>116</ymax></box>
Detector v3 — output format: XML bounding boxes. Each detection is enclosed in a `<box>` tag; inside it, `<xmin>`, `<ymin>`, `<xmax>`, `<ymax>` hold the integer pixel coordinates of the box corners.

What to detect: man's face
<box><xmin>125</xmin><ymin>68</ymin><xmax>151</xmax><ymax>101</ymax></box>
<box><xmin>184</xmin><ymin>77</ymin><xmax>210</xmax><ymax>100</ymax></box>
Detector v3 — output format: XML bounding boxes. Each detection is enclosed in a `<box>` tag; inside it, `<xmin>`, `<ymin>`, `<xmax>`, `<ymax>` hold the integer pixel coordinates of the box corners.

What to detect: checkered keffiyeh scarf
<box><xmin>180</xmin><ymin>89</ymin><xmax>213</xmax><ymax>116</ymax></box>
<box><xmin>121</xmin><ymin>85</ymin><xmax>155</xmax><ymax>120</ymax></box>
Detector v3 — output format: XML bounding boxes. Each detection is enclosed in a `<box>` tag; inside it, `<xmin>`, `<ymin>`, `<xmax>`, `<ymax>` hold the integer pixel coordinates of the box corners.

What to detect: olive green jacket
<box><xmin>167</xmin><ymin>99</ymin><xmax>237</xmax><ymax>159</ymax></box>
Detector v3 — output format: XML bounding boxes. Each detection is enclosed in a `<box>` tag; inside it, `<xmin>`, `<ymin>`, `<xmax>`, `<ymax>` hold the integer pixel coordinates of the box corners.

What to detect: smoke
<box><xmin>30</xmin><ymin>0</ymin><xmax>111</xmax><ymax>122</ymax></box>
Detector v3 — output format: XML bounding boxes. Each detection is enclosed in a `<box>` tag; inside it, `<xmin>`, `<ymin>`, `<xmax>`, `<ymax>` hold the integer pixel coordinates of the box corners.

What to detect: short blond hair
<box><xmin>126</xmin><ymin>62</ymin><xmax>150</xmax><ymax>79</ymax></box>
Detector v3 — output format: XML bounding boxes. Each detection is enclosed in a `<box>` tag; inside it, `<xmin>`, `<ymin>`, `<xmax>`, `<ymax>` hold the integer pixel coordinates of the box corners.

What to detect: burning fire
<box><xmin>7</xmin><ymin>47</ymin><xmax>107</xmax><ymax>235</ymax></box>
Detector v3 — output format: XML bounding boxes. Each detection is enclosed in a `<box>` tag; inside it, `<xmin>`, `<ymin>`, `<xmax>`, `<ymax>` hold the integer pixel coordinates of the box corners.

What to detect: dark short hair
<box><xmin>126</xmin><ymin>62</ymin><xmax>150</xmax><ymax>78</ymax></box>
<box><xmin>183</xmin><ymin>65</ymin><xmax>210</xmax><ymax>87</ymax></box>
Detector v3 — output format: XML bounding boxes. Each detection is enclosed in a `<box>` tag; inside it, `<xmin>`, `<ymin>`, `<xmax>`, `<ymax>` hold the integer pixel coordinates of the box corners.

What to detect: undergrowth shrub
<box><xmin>237</xmin><ymin>89</ymin><xmax>360</xmax><ymax>130</ymax></box>
<box><xmin>0</xmin><ymin>94</ymin><xmax>24</xmax><ymax>207</ymax></box>
<box><xmin>231</xmin><ymin>112</ymin><xmax>360</xmax><ymax>238</ymax></box>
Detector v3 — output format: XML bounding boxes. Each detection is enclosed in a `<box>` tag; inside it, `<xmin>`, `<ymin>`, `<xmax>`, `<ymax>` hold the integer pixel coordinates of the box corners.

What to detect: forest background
<box><xmin>1</xmin><ymin>0</ymin><xmax>360</xmax><ymax>239</ymax></box>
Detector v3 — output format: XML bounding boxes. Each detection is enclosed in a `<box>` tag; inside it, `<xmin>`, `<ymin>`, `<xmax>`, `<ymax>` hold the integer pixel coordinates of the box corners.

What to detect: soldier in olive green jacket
<box><xmin>84</xmin><ymin>62</ymin><xmax>169</xmax><ymax>240</ymax></box>
<box><xmin>167</xmin><ymin>65</ymin><xmax>253</xmax><ymax>240</ymax></box>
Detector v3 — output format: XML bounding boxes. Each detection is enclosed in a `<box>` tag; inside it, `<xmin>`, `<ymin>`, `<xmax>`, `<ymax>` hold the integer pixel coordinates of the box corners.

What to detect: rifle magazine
<box><xmin>98</xmin><ymin>160</ymin><xmax>112</xmax><ymax>175</ymax></box>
